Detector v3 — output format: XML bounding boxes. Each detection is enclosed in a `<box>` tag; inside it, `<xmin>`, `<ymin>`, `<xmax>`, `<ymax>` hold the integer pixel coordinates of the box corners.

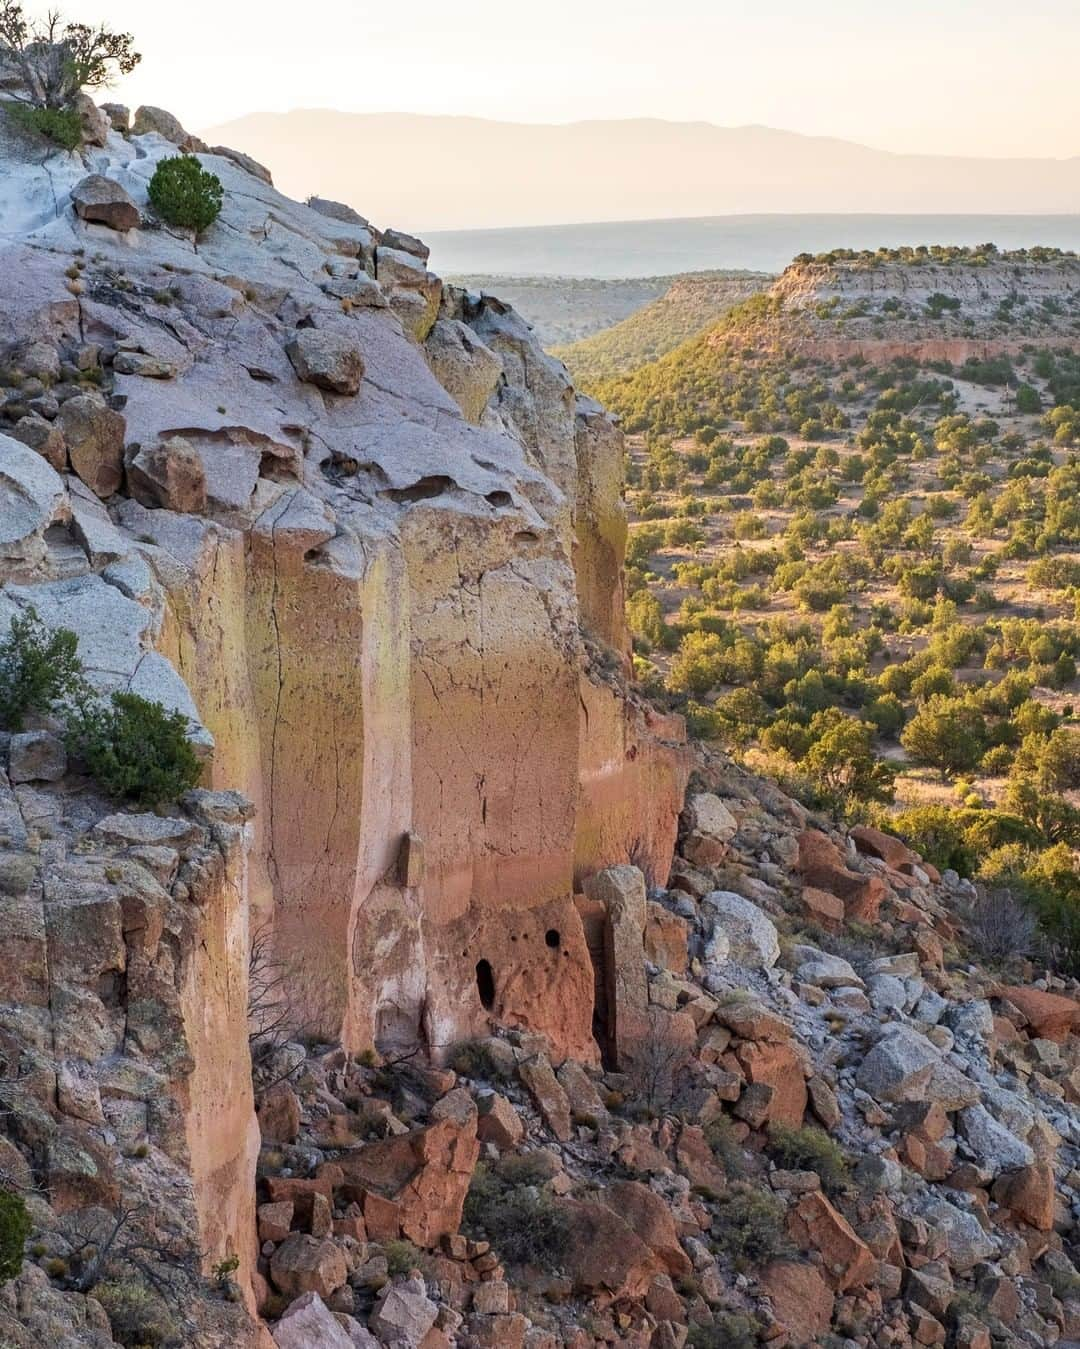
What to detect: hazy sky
<box><xmin>28</xmin><ymin>0</ymin><xmax>1080</xmax><ymax>157</ymax></box>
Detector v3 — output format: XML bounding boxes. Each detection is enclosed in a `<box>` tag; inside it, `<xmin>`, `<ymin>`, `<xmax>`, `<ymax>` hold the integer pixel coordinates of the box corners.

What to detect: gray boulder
<box><xmin>272</xmin><ymin>1292</ymin><xmax>355</xmax><ymax>1349</ymax></box>
<box><xmin>9</xmin><ymin>731</ymin><xmax>66</xmax><ymax>783</ymax></box>
<box><xmin>958</xmin><ymin>1104</ymin><xmax>1035</xmax><ymax>1177</ymax></box>
<box><xmin>71</xmin><ymin>174</ymin><xmax>140</xmax><ymax>231</ymax></box>
<box><xmin>370</xmin><ymin>1275</ymin><xmax>438</xmax><ymax>1347</ymax></box>
<box><xmin>286</xmin><ymin>329</ymin><xmax>365</xmax><ymax>396</ymax></box>
<box><xmin>424</xmin><ymin>319</ymin><xmax>502</xmax><ymax>424</ymax></box>
<box><xmin>702</xmin><ymin>891</ymin><xmax>779</xmax><ymax>969</ymax></box>
<box><xmin>856</xmin><ymin>1026</ymin><xmax>941</xmax><ymax>1104</ymax></box>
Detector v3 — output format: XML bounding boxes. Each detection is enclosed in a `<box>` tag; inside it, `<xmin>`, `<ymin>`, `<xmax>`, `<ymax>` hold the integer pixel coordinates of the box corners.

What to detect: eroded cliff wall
<box><xmin>0</xmin><ymin>97</ymin><xmax>688</xmax><ymax>1320</ymax></box>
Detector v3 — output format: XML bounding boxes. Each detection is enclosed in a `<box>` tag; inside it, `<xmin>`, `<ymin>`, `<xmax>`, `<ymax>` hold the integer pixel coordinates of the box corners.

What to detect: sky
<box><xmin>22</xmin><ymin>0</ymin><xmax>1080</xmax><ymax>159</ymax></box>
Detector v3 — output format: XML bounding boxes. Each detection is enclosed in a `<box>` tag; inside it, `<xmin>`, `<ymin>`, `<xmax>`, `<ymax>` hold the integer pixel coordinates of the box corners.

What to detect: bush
<box><xmin>687</xmin><ymin>1315</ymin><xmax>762</xmax><ymax>1349</ymax></box>
<box><xmin>383</xmin><ymin>1239</ymin><xmax>425</xmax><ymax>1278</ymax></box>
<box><xmin>445</xmin><ymin>1039</ymin><xmax>512</xmax><ymax>1085</ymax></box>
<box><xmin>960</xmin><ymin>886</ymin><xmax>1041</xmax><ymax>966</ymax></box>
<box><xmin>766</xmin><ymin>1125</ymin><xmax>850</xmax><ymax>1195</ymax></box>
<box><xmin>703</xmin><ymin>1115</ymin><xmax>748</xmax><ymax>1177</ymax></box>
<box><xmin>148</xmin><ymin>155</ymin><xmax>223</xmax><ymax>233</ymax></box>
<box><xmin>0</xmin><ymin>608</ymin><xmax>85</xmax><ymax>731</ymax></box>
<box><xmin>462</xmin><ymin>1165</ymin><xmax>570</xmax><ymax>1269</ymax></box>
<box><xmin>93</xmin><ymin>1280</ymin><xmax>177</xmax><ymax>1348</ymax></box>
<box><xmin>6</xmin><ymin>103</ymin><xmax>82</xmax><ymax>150</ymax></box>
<box><xmin>0</xmin><ymin>1190</ymin><xmax>29</xmax><ymax>1283</ymax></box>
<box><xmin>711</xmin><ymin>1186</ymin><xmax>789</xmax><ymax>1266</ymax></box>
<box><xmin>68</xmin><ymin>692</ymin><xmax>201</xmax><ymax>807</ymax></box>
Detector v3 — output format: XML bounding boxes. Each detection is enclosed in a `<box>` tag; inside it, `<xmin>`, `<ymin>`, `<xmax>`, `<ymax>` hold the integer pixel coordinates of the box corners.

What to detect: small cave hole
<box><xmin>475</xmin><ymin>959</ymin><xmax>495</xmax><ymax>1011</ymax></box>
<box><xmin>485</xmin><ymin>490</ymin><xmax>513</xmax><ymax>508</ymax></box>
<box><xmin>545</xmin><ymin>929</ymin><xmax>561</xmax><ymax>949</ymax></box>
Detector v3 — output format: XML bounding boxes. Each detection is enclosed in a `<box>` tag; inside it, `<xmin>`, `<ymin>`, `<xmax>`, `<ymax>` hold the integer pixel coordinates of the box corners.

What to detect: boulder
<box><xmin>856</xmin><ymin>1026</ymin><xmax>941</xmax><ymax>1104</ymax></box>
<box><xmin>919</xmin><ymin>1197</ymin><xmax>996</xmax><ymax>1272</ymax></box>
<box><xmin>0</xmin><ymin>432</ymin><xmax>67</xmax><ymax>565</ymax></box>
<box><xmin>558</xmin><ymin>1198</ymin><xmax>661</xmax><ymax>1299</ymax></box>
<box><xmin>100</xmin><ymin>102</ymin><xmax>129</xmax><ymax>131</ymax></box>
<box><xmin>701</xmin><ymin>891</ymin><xmax>779</xmax><ymax>969</ymax></box>
<box><xmin>286</xmin><ymin>329</ymin><xmax>365</xmax><ymax>396</ymax></box>
<box><xmin>333</xmin><ymin>1113</ymin><xmax>478</xmax><ymax>1247</ymax></box>
<box><xmin>8</xmin><ymin>730</ymin><xmax>66</xmax><ymax>783</ymax></box>
<box><xmin>58</xmin><ymin>395</ymin><xmax>126</xmax><ymax>498</ymax></box>
<box><xmin>519</xmin><ymin>1055</ymin><xmax>572</xmax><ymax>1142</ymax></box>
<box><xmin>644</xmin><ymin>903</ymin><xmax>690</xmax><ymax>973</ymax></box>
<box><xmin>850</xmin><ymin>825</ymin><xmax>913</xmax><ymax>869</ymax></box>
<box><xmin>209</xmin><ymin>144</ymin><xmax>273</xmax><ymax>184</ymax></box>
<box><xmin>797</xmin><ymin>828</ymin><xmax>888</xmax><ymax>923</ymax></box>
<box><xmin>74</xmin><ymin>92</ymin><xmax>109</xmax><ymax>147</ymax></box>
<box><xmin>381</xmin><ymin>228</ymin><xmax>430</xmax><ymax>261</ymax></box>
<box><xmin>957</xmin><ymin>1104</ymin><xmax>1034</xmax><ymax>1177</ymax></box>
<box><xmin>112</xmin><ymin>352</ymin><xmax>177</xmax><ymax>378</ymax></box>
<box><xmin>998</xmin><ymin>985</ymin><xmax>1080</xmax><ymax>1042</ymax></box>
<box><xmin>600</xmin><ymin>1180</ymin><xmax>691</xmax><ymax>1278</ymax></box>
<box><xmin>423</xmin><ymin>319</ymin><xmax>502</xmax><ymax>424</ymax></box>
<box><xmin>272</xmin><ymin>1292</ymin><xmax>354</xmax><ymax>1349</ymax></box>
<box><xmin>992</xmin><ymin>1162</ymin><xmax>1055</xmax><ymax>1231</ymax></box>
<box><xmin>71</xmin><ymin>174</ymin><xmax>140</xmax><ymax>231</ymax></box>
<box><xmin>799</xmin><ymin>885</ymin><xmax>845</xmax><ymax>931</ymax></box>
<box><xmin>475</xmin><ymin>1091</ymin><xmax>524</xmax><ymax>1150</ymax></box>
<box><xmin>736</xmin><ymin>1040</ymin><xmax>807</xmax><ymax>1128</ymax></box>
<box><xmin>258</xmin><ymin>1083</ymin><xmax>302</xmax><ymax>1145</ymax></box>
<box><xmin>370</xmin><ymin>1275</ymin><xmax>438</xmax><ymax>1347</ymax></box>
<box><xmin>132</xmin><ymin>104</ymin><xmax>204</xmax><ymax>150</ymax></box>
<box><xmin>793</xmin><ymin>946</ymin><xmax>864</xmax><ymax>990</ymax></box>
<box><xmin>268</xmin><ymin>1233</ymin><xmax>348</xmax><ymax>1300</ymax></box>
<box><xmin>127</xmin><ymin>438</ymin><xmax>208</xmax><ymax>513</ymax></box>
<box><xmin>760</xmin><ymin>1260</ymin><xmax>835</xmax><ymax>1346</ymax></box>
<box><xmin>10</xmin><ymin>415</ymin><xmax>66</xmax><ymax>472</ymax></box>
<box><xmin>787</xmin><ymin>1191</ymin><xmax>874</xmax><ymax>1292</ymax></box>
<box><xmin>584</xmin><ymin>865</ymin><xmax>650</xmax><ymax>1066</ymax></box>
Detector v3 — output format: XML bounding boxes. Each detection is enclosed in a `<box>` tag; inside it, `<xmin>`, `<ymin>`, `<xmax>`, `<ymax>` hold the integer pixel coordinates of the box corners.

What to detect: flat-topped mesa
<box><xmin>0</xmin><ymin>100</ymin><xmax>688</xmax><ymax>1077</ymax></box>
<box><xmin>714</xmin><ymin>245</ymin><xmax>1080</xmax><ymax>364</ymax></box>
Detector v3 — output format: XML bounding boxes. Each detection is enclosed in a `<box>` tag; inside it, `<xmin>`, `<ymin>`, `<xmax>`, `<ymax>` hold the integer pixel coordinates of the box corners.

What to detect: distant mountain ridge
<box><xmin>202</xmin><ymin>111</ymin><xmax>1080</xmax><ymax>232</ymax></box>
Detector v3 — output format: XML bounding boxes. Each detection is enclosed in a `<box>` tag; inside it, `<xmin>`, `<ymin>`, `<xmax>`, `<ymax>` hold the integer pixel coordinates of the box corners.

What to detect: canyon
<box><xmin>2</xmin><ymin>80</ymin><xmax>1080</xmax><ymax>1349</ymax></box>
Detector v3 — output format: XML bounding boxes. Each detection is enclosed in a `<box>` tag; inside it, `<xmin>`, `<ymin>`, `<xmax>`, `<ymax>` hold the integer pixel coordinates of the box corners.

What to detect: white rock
<box><xmin>702</xmin><ymin>891</ymin><xmax>779</xmax><ymax>970</ymax></box>
<box><xmin>792</xmin><ymin>946</ymin><xmax>864</xmax><ymax>989</ymax></box>
<box><xmin>272</xmin><ymin>1292</ymin><xmax>355</xmax><ymax>1349</ymax></box>
<box><xmin>958</xmin><ymin>1104</ymin><xmax>1035</xmax><ymax>1176</ymax></box>
<box><xmin>856</xmin><ymin>1025</ymin><xmax>941</xmax><ymax>1104</ymax></box>
<box><xmin>866</xmin><ymin>974</ymin><xmax>908</xmax><ymax>1012</ymax></box>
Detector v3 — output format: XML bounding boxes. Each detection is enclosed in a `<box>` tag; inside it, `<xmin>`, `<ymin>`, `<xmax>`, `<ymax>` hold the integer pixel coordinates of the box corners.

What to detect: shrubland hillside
<box><xmin>599</xmin><ymin>246</ymin><xmax>1080</xmax><ymax>965</ymax></box>
<box><xmin>553</xmin><ymin>271</ymin><xmax>772</xmax><ymax>385</ymax></box>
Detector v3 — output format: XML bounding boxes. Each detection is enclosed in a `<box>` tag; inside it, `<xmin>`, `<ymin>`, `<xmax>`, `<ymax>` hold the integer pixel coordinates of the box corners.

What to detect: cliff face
<box><xmin>0</xmin><ymin>98</ymin><xmax>687</xmax><ymax>1326</ymax></box>
<box><xmin>720</xmin><ymin>253</ymin><xmax>1080</xmax><ymax>363</ymax></box>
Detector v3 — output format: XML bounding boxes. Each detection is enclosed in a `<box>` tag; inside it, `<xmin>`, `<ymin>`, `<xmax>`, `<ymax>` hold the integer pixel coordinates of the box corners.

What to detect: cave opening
<box><xmin>545</xmin><ymin>928</ymin><xmax>561</xmax><ymax>949</ymax></box>
<box><xmin>475</xmin><ymin>959</ymin><xmax>495</xmax><ymax>1011</ymax></box>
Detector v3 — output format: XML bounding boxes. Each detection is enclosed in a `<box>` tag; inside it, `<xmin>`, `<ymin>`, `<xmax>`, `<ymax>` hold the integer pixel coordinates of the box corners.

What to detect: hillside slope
<box><xmin>554</xmin><ymin>271</ymin><xmax>772</xmax><ymax>385</ymax></box>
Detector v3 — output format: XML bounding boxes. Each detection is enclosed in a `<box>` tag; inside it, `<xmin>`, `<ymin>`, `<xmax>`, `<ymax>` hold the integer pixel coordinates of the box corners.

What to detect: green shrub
<box><xmin>6</xmin><ymin>103</ymin><xmax>82</xmax><ymax>150</ymax></box>
<box><xmin>383</xmin><ymin>1238</ymin><xmax>425</xmax><ymax>1278</ymax></box>
<box><xmin>68</xmin><ymin>692</ymin><xmax>201</xmax><ymax>807</ymax></box>
<box><xmin>445</xmin><ymin>1039</ymin><xmax>512</xmax><ymax>1085</ymax></box>
<box><xmin>148</xmin><ymin>155</ymin><xmax>223</xmax><ymax>233</ymax></box>
<box><xmin>0</xmin><ymin>1190</ymin><xmax>29</xmax><ymax>1283</ymax></box>
<box><xmin>767</xmin><ymin>1124</ymin><xmax>850</xmax><ymax>1195</ymax></box>
<box><xmin>0</xmin><ymin>609</ymin><xmax>85</xmax><ymax>731</ymax></box>
<box><xmin>703</xmin><ymin>1115</ymin><xmax>748</xmax><ymax>1177</ymax></box>
<box><xmin>93</xmin><ymin>1280</ymin><xmax>177</xmax><ymax>1348</ymax></box>
<box><xmin>687</xmin><ymin>1314</ymin><xmax>762</xmax><ymax>1349</ymax></box>
<box><xmin>711</xmin><ymin>1186</ymin><xmax>790</xmax><ymax>1265</ymax></box>
<box><xmin>462</xmin><ymin>1164</ymin><xmax>570</xmax><ymax>1269</ymax></box>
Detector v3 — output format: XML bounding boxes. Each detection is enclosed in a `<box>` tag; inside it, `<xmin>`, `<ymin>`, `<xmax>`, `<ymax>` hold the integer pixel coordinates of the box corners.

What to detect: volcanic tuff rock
<box><xmin>0</xmin><ymin>76</ymin><xmax>687</xmax><ymax>1344</ymax></box>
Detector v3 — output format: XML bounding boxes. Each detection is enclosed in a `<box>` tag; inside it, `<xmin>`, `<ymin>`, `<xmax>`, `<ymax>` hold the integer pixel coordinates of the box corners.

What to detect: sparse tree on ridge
<box><xmin>0</xmin><ymin>3</ymin><xmax>139</xmax><ymax>111</ymax></box>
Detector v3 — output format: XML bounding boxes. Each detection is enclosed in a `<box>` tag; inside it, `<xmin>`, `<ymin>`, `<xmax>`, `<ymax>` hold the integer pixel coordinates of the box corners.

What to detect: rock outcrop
<box><xmin>0</xmin><ymin>77</ymin><xmax>687</xmax><ymax>1345</ymax></box>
